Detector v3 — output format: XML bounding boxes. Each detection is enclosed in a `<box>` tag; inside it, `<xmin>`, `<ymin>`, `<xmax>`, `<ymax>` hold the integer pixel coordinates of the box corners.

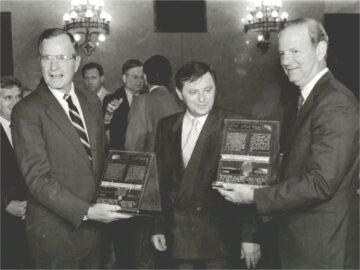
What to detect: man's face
<box><xmin>40</xmin><ymin>34</ymin><xmax>80</xmax><ymax>92</ymax></box>
<box><xmin>176</xmin><ymin>72</ymin><xmax>216</xmax><ymax>117</ymax></box>
<box><xmin>83</xmin><ymin>68</ymin><xmax>103</xmax><ymax>93</ymax></box>
<box><xmin>122</xmin><ymin>66</ymin><xmax>144</xmax><ymax>94</ymax></box>
<box><xmin>278</xmin><ymin>25</ymin><xmax>323</xmax><ymax>89</ymax></box>
<box><xmin>0</xmin><ymin>86</ymin><xmax>22</xmax><ymax>120</ymax></box>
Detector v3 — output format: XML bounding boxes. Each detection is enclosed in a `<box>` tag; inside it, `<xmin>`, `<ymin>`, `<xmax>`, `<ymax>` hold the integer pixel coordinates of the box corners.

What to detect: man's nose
<box><xmin>281</xmin><ymin>52</ymin><xmax>292</xmax><ymax>66</ymax></box>
<box><xmin>49</xmin><ymin>60</ymin><xmax>59</xmax><ymax>70</ymax></box>
<box><xmin>198</xmin><ymin>92</ymin><xmax>205</xmax><ymax>102</ymax></box>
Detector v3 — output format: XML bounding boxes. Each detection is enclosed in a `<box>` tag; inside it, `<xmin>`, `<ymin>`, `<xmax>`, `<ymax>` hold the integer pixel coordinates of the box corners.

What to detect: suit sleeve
<box><xmin>254</xmin><ymin>90</ymin><xmax>359</xmax><ymax>215</ymax></box>
<box><xmin>11</xmin><ymin>103</ymin><xmax>90</xmax><ymax>228</ymax></box>
<box><xmin>125</xmin><ymin>96</ymin><xmax>148</xmax><ymax>151</ymax></box>
<box><xmin>152</xmin><ymin>119</ymin><xmax>167</xmax><ymax>235</ymax></box>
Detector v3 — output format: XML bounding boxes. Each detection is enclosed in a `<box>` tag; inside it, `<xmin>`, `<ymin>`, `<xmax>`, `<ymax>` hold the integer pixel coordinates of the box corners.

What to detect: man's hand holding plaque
<box><xmin>214</xmin><ymin>182</ymin><xmax>261</xmax><ymax>204</ymax></box>
<box><xmin>86</xmin><ymin>203</ymin><xmax>133</xmax><ymax>223</ymax></box>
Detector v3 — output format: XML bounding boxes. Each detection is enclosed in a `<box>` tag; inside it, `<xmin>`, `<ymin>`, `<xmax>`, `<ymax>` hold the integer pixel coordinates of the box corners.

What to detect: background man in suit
<box><xmin>217</xmin><ymin>18</ymin><xmax>359</xmax><ymax>269</ymax></box>
<box><xmin>101</xmin><ymin>59</ymin><xmax>144</xmax><ymax>269</ymax></box>
<box><xmin>82</xmin><ymin>62</ymin><xmax>111</xmax><ymax>104</ymax></box>
<box><xmin>1</xmin><ymin>76</ymin><xmax>32</xmax><ymax>269</ymax></box>
<box><xmin>125</xmin><ymin>54</ymin><xmax>183</xmax><ymax>268</ymax></box>
<box><xmin>125</xmin><ymin>54</ymin><xmax>183</xmax><ymax>152</ymax></box>
<box><xmin>11</xmin><ymin>28</ymin><xmax>131</xmax><ymax>269</ymax></box>
<box><xmin>151</xmin><ymin>61</ymin><xmax>261</xmax><ymax>269</ymax></box>
<box><xmin>103</xmin><ymin>59</ymin><xmax>144</xmax><ymax>150</ymax></box>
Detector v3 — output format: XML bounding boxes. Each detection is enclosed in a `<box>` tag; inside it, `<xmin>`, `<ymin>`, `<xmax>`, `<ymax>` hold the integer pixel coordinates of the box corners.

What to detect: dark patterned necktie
<box><xmin>64</xmin><ymin>94</ymin><xmax>92</xmax><ymax>162</ymax></box>
<box><xmin>297</xmin><ymin>94</ymin><xmax>304</xmax><ymax>113</ymax></box>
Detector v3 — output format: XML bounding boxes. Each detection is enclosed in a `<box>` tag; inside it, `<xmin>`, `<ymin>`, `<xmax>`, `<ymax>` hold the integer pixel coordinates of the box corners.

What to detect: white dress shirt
<box><xmin>300</xmin><ymin>67</ymin><xmax>329</xmax><ymax>105</ymax></box>
<box><xmin>0</xmin><ymin>116</ymin><xmax>12</xmax><ymax>147</ymax></box>
<box><xmin>181</xmin><ymin>111</ymin><xmax>208</xmax><ymax>150</ymax></box>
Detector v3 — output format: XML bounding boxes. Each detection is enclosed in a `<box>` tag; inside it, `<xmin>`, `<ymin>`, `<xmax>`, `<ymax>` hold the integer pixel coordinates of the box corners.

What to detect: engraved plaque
<box><xmin>215</xmin><ymin>119</ymin><xmax>279</xmax><ymax>186</ymax></box>
<box><xmin>97</xmin><ymin>150</ymin><xmax>161</xmax><ymax>216</ymax></box>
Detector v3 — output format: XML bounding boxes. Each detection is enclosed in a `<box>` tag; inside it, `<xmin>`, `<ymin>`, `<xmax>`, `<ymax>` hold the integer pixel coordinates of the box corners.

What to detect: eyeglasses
<box><xmin>39</xmin><ymin>55</ymin><xmax>76</xmax><ymax>62</ymax></box>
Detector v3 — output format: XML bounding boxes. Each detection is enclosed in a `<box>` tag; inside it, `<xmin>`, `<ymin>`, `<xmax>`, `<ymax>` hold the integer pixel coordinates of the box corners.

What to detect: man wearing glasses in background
<box><xmin>11</xmin><ymin>28</ymin><xmax>132</xmax><ymax>269</ymax></box>
<box><xmin>103</xmin><ymin>59</ymin><xmax>144</xmax><ymax>151</ymax></box>
<box><xmin>101</xmin><ymin>59</ymin><xmax>144</xmax><ymax>269</ymax></box>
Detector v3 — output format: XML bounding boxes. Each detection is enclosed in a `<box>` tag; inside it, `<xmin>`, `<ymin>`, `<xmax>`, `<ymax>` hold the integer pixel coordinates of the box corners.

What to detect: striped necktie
<box><xmin>64</xmin><ymin>94</ymin><xmax>92</xmax><ymax>162</ymax></box>
<box><xmin>182</xmin><ymin>118</ymin><xmax>201</xmax><ymax>167</ymax></box>
<box><xmin>297</xmin><ymin>93</ymin><xmax>304</xmax><ymax>113</ymax></box>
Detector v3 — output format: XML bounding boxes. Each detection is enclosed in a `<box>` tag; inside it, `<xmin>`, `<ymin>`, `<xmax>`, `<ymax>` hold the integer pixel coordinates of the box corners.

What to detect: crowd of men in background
<box><xmin>1</xmin><ymin>17</ymin><xmax>358</xmax><ymax>270</ymax></box>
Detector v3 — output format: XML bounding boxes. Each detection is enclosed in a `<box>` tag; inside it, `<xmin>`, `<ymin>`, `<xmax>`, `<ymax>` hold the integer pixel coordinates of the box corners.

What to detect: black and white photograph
<box><xmin>1</xmin><ymin>0</ymin><xmax>359</xmax><ymax>269</ymax></box>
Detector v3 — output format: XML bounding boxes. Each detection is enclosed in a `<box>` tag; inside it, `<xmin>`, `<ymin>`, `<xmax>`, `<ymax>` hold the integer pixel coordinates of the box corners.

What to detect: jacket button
<box><xmin>196</xmin><ymin>206</ymin><xmax>202</xmax><ymax>211</ymax></box>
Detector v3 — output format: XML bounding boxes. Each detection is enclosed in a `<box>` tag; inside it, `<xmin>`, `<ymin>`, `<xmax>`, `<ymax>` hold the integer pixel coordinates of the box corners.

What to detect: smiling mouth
<box><xmin>50</xmin><ymin>74</ymin><xmax>63</xmax><ymax>78</ymax></box>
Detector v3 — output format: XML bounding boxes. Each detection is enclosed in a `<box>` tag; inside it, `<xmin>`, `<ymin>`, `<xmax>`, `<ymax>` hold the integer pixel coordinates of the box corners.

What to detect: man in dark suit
<box><xmin>151</xmin><ymin>61</ymin><xmax>261</xmax><ymax>269</ymax></box>
<box><xmin>1</xmin><ymin>77</ymin><xmax>32</xmax><ymax>269</ymax></box>
<box><xmin>103</xmin><ymin>59</ymin><xmax>144</xmax><ymax>150</ymax></box>
<box><xmin>217</xmin><ymin>18</ymin><xmax>359</xmax><ymax>269</ymax></box>
<box><xmin>11</xmin><ymin>28</ymin><xmax>131</xmax><ymax>269</ymax></box>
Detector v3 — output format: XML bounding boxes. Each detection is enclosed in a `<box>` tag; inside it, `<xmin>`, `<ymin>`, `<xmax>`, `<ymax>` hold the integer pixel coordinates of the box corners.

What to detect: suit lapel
<box><xmin>76</xmin><ymin>88</ymin><xmax>97</xmax><ymax>161</ymax></box>
<box><xmin>286</xmin><ymin>71</ymin><xmax>331</xmax><ymax>149</ymax></box>
<box><xmin>39</xmin><ymin>83</ymin><xmax>92</xmax><ymax>168</ymax></box>
<box><xmin>169</xmin><ymin>113</ymin><xmax>185</xmax><ymax>191</ymax></box>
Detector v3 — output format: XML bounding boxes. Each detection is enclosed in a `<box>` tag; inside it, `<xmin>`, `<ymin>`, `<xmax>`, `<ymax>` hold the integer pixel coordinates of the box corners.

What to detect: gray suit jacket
<box><xmin>254</xmin><ymin>71</ymin><xmax>359</xmax><ymax>268</ymax></box>
<box><xmin>125</xmin><ymin>86</ymin><xmax>183</xmax><ymax>152</ymax></box>
<box><xmin>11</xmin><ymin>80</ymin><xmax>106</xmax><ymax>263</ymax></box>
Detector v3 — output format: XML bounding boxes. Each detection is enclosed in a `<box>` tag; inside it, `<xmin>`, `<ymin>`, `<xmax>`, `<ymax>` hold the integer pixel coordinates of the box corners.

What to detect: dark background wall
<box><xmin>0</xmin><ymin>0</ymin><xmax>359</xmax><ymax>119</ymax></box>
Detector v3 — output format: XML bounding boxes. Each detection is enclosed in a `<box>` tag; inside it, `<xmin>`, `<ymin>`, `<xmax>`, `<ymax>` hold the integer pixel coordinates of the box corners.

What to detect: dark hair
<box><xmin>82</xmin><ymin>62</ymin><xmax>104</xmax><ymax>77</ymax></box>
<box><xmin>38</xmin><ymin>28</ymin><xmax>79</xmax><ymax>55</ymax></box>
<box><xmin>121</xmin><ymin>59</ymin><xmax>143</xmax><ymax>75</ymax></box>
<box><xmin>175</xmin><ymin>61</ymin><xmax>217</xmax><ymax>90</ymax></box>
<box><xmin>143</xmin><ymin>55</ymin><xmax>172</xmax><ymax>86</ymax></box>
<box><xmin>1</xmin><ymin>76</ymin><xmax>22</xmax><ymax>89</ymax></box>
<box><xmin>280</xmin><ymin>18</ymin><xmax>329</xmax><ymax>47</ymax></box>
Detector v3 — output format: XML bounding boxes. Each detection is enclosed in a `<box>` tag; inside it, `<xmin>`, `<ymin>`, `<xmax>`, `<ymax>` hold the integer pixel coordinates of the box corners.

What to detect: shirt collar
<box><xmin>0</xmin><ymin>115</ymin><xmax>10</xmax><ymax>127</ymax></box>
<box><xmin>300</xmin><ymin>67</ymin><xmax>329</xmax><ymax>103</ymax></box>
<box><xmin>49</xmin><ymin>83</ymin><xmax>75</xmax><ymax>99</ymax></box>
<box><xmin>149</xmin><ymin>85</ymin><xmax>160</xmax><ymax>93</ymax></box>
<box><xmin>184</xmin><ymin>111</ymin><xmax>208</xmax><ymax>127</ymax></box>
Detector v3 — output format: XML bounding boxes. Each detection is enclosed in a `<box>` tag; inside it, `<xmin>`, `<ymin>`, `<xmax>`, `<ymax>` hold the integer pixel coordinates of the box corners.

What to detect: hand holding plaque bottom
<box><xmin>215</xmin><ymin>183</ymin><xmax>260</xmax><ymax>204</ymax></box>
<box><xmin>87</xmin><ymin>203</ymin><xmax>133</xmax><ymax>223</ymax></box>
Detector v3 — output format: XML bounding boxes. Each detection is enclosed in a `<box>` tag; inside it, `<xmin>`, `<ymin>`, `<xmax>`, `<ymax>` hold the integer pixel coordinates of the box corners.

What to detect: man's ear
<box><xmin>74</xmin><ymin>55</ymin><xmax>81</xmax><ymax>72</ymax></box>
<box><xmin>175</xmin><ymin>88</ymin><xmax>183</xmax><ymax>101</ymax></box>
<box><xmin>100</xmin><ymin>76</ymin><xmax>105</xmax><ymax>83</ymax></box>
<box><xmin>122</xmin><ymin>74</ymin><xmax>127</xmax><ymax>84</ymax></box>
<box><xmin>316</xmin><ymin>41</ymin><xmax>328</xmax><ymax>61</ymax></box>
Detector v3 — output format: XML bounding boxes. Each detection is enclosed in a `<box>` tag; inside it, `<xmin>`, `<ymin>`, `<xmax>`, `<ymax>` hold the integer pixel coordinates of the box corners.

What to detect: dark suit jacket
<box><xmin>125</xmin><ymin>86</ymin><xmax>183</xmax><ymax>152</ymax></box>
<box><xmin>103</xmin><ymin>86</ymin><xmax>130</xmax><ymax>150</ymax></box>
<box><xmin>154</xmin><ymin>109</ymin><xmax>259</xmax><ymax>259</ymax></box>
<box><xmin>11</xmin><ymin>80</ymin><xmax>106</xmax><ymax>263</ymax></box>
<box><xmin>1</xmin><ymin>125</ymin><xmax>30</xmax><ymax>268</ymax></box>
<box><xmin>254</xmin><ymin>71</ymin><xmax>359</xmax><ymax>268</ymax></box>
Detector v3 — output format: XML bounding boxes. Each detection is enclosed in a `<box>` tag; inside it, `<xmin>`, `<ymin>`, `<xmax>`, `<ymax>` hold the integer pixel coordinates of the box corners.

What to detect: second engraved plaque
<box><xmin>214</xmin><ymin>119</ymin><xmax>280</xmax><ymax>187</ymax></box>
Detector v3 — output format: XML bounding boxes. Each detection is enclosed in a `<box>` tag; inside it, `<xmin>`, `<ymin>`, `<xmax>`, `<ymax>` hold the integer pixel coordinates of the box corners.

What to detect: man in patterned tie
<box><xmin>151</xmin><ymin>61</ymin><xmax>261</xmax><ymax>269</ymax></box>
<box><xmin>11</xmin><ymin>28</ymin><xmax>132</xmax><ymax>269</ymax></box>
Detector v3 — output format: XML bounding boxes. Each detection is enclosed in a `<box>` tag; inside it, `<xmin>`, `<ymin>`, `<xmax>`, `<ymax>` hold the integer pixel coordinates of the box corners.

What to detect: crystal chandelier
<box><xmin>63</xmin><ymin>0</ymin><xmax>112</xmax><ymax>56</ymax></box>
<box><xmin>243</xmin><ymin>0</ymin><xmax>289</xmax><ymax>53</ymax></box>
